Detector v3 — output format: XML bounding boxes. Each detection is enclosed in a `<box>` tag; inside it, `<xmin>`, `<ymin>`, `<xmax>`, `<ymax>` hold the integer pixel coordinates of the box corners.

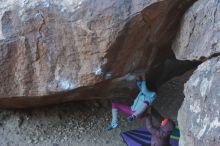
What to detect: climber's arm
<box><xmin>146</xmin><ymin>114</ymin><xmax>161</xmax><ymax>136</ymax></box>
<box><xmin>140</xmin><ymin>80</ymin><xmax>149</xmax><ymax>96</ymax></box>
<box><xmin>135</xmin><ymin>75</ymin><xmax>142</xmax><ymax>90</ymax></box>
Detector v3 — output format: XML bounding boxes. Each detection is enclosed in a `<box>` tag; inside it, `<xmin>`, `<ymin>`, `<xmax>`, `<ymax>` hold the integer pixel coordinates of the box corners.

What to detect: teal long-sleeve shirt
<box><xmin>131</xmin><ymin>80</ymin><xmax>156</xmax><ymax>112</ymax></box>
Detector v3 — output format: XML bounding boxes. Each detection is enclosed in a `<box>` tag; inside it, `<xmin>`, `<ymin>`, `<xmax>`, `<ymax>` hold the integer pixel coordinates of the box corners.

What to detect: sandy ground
<box><xmin>0</xmin><ymin>71</ymin><xmax>192</xmax><ymax>146</ymax></box>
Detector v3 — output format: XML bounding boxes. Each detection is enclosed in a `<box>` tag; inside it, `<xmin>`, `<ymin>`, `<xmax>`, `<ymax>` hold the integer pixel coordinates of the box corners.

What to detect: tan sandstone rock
<box><xmin>0</xmin><ymin>0</ymin><xmax>195</xmax><ymax>108</ymax></box>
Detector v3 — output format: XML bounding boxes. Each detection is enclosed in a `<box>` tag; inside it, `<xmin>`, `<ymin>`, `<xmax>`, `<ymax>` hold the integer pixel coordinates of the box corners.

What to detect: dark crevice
<box><xmin>199</xmin><ymin>52</ymin><xmax>220</xmax><ymax>62</ymax></box>
<box><xmin>147</xmin><ymin>51</ymin><xmax>201</xmax><ymax>91</ymax></box>
<box><xmin>208</xmin><ymin>52</ymin><xmax>220</xmax><ymax>60</ymax></box>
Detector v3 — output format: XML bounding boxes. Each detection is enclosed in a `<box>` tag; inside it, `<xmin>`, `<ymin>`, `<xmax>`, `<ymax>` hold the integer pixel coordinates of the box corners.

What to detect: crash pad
<box><xmin>121</xmin><ymin>127</ymin><xmax>180</xmax><ymax>146</ymax></box>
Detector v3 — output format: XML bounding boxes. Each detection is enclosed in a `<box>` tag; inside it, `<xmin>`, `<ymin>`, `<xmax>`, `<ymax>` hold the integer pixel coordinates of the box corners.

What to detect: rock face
<box><xmin>178</xmin><ymin>57</ymin><xmax>220</xmax><ymax>146</ymax></box>
<box><xmin>0</xmin><ymin>0</ymin><xmax>195</xmax><ymax>108</ymax></box>
<box><xmin>0</xmin><ymin>0</ymin><xmax>153</xmax><ymax>97</ymax></box>
<box><xmin>173</xmin><ymin>0</ymin><xmax>220</xmax><ymax>145</ymax></box>
<box><xmin>172</xmin><ymin>0</ymin><xmax>220</xmax><ymax>60</ymax></box>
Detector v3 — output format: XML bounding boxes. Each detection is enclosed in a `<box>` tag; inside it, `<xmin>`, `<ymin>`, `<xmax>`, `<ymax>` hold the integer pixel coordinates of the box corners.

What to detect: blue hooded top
<box><xmin>131</xmin><ymin>80</ymin><xmax>156</xmax><ymax>112</ymax></box>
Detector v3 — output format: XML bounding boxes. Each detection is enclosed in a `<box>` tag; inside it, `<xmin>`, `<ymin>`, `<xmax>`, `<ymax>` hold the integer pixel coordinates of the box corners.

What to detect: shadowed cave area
<box><xmin>0</xmin><ymin>59</ymin><xmax>199</xmax><ymax>146</ymax></box>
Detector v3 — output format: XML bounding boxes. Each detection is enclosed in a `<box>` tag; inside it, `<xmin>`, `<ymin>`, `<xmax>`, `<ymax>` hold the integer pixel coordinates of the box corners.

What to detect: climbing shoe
<box><xmin>127</xmin><ymin>115</ymin><xmax>136</xmax><ymax>122</ymax></box>
<box><xmin>106</xmin><ymin>123</ymin><xmax>119</xmax><ymax>131</ymax></box>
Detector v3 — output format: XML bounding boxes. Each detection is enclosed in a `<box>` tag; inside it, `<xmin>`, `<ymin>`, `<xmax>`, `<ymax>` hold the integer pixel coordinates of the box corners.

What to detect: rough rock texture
<box><xmin>0</xmin><ymin>0</ymin><xmax>156</xmax><ymax>97</ymax></box>
<box><xmin>0</xmin><ymin>0</ymin><xmax>196</xmax><ymax>108</ymax></box>
<box><xmin>173</xmin><ymin>0</ymin><xmax>220</xmax><ymax>145</ymax></box>
<box><xmin>172</xmin><ymin>0</ymin><xmax>220</xmax><ymax>60</ymax></box>
<box><xmin>178</xmin><ymin>57</ymin><xmax>220</xmax><ymax>146</ymax></box>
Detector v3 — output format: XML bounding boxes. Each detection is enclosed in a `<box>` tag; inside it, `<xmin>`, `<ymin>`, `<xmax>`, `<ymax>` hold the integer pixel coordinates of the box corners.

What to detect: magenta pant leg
<box><xmin>112</xmin><ymin>102</ymin><xmax>133</xmax><ymax>116</ymax></box>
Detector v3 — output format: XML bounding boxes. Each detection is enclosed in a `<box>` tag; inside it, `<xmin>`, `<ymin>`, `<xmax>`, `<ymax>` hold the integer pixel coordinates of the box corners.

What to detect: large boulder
<box><xmin>0</xmin><ymin>0</ymin><xmax>195</xmax><ymax>108</ymax></box>
<box><xmin>173</xmin><ymin>0</ymin><xmax>220</xmax><ymax>145</ymax></box>
<box><xmin>172</xmin><ymin>0</ymin><xmax>220</xmax><ymax>60</ymax></box>
<box><xmin>178</xmin><ymin>57</ymin><xmax>220</xmax><ymax>146</ymax></box>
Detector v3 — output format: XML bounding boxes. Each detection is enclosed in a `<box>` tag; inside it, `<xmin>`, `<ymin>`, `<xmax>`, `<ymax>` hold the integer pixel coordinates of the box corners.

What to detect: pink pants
<box><xmin>112</xmin><ymin>102</ymin><xmax>147</xmax><ymax>118</ymax></box>
<box><xmin>112</xmin><ymin>102</ymin><xmax>133</xmax><ymax>116</ymax></box>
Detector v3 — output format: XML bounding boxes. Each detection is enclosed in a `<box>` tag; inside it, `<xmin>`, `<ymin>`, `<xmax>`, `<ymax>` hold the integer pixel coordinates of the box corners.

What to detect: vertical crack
<box><xmin>213</xmin><ymin>0</ymin><xmax>219</xmax><ymax>24</ymax></box>
<box><xmin>185</xmin><ymin>14</ymin><xmax>196</xmax><ymax>49</ymax></box>
<box><xmin>36</xmin><ymin>11</ymin><xmax>46</xmax><ymax>61</ymax></box>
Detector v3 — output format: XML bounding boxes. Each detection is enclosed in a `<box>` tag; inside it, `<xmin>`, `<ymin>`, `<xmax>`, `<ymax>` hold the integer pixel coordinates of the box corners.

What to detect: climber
<box><xmin>106</xmin><ymin>72</ymin><xmax>157</xmax><ymax>131</ymax></box>
<box><xmin>146</xmin><ymin>112</ymin><xmax>175</xmax><ymax>146</ymax></box>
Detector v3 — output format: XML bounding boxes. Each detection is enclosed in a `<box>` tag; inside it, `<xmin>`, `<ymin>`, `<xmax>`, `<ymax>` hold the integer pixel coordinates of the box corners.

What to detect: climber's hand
<box><xmin>147</xmin><ymin>107</ymin><xmax>152</xmax><ymax>114</ymax></box>
<box><xmin>135</xmin><ymin>75</ymin><xmax>142</xmax><ymax>81</ymax></box>
<box><xmin>127</xmin><ymin>115</ymin><xmax>136</xmax><ymax>122</ymax></box>
<box><xmin>140</xmin><ymin>73</ymin><xmax>146</xmax><ymax>80</ymax></box>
